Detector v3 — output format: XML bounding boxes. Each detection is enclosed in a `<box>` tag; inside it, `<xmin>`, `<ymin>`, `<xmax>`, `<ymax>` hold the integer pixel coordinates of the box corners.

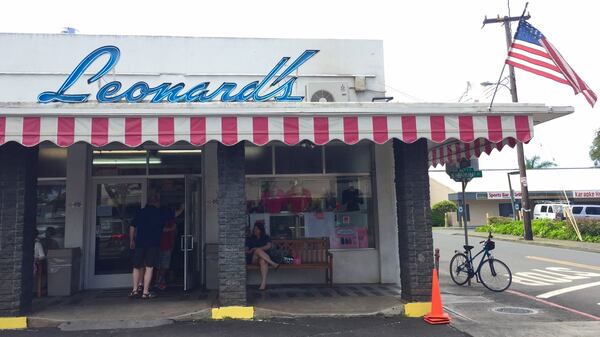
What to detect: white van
<box><xmin>533</xmin><ymin>203</ymin><xmax>566</xmax><ymax>220</ymax></box>
<box><xmin>569</xmin><ymin>205</ymin><xmax>600</xmax><ymax>220</ymax></box>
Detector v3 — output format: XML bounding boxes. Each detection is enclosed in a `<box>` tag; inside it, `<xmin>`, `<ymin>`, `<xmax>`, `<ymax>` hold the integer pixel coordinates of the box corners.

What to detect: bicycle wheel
<box><xmin>479</xmin><ymin>258</ymin><xmax>512</xmax><ymax>292</ymax></box>
<box><xmin>449</xmin><ymin>253</ymin><xmax>470</xmax><ymax>286</ymax></box>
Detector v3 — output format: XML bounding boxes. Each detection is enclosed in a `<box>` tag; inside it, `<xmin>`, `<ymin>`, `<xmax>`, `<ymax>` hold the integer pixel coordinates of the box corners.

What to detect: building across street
<box><xmin>430</xmin><ymin>167</ymin><xmax>600</xmax><ymax>226</ymax></box>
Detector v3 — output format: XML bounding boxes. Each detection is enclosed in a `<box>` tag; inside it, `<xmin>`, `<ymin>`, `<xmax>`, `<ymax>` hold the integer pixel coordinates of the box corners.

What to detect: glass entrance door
<box><xmin>88</xmin><ymin>180</ymin><xmax>145</xmax><ymax>288</ymax></box>
<box><xmin>183</xmin><ymin>176</ymin><xmax>202</xmax><ymax>291</ymax></box>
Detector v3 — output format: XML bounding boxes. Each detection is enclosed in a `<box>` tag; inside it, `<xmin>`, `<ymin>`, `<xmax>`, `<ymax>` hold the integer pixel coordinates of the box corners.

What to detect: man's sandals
<box><xmin>128</xmin><ymin>290</ymin><xmax>140</xmax><ymax>298</ymax></box>
<box><xmin>141</xmin><ymin>292</ymin><xmax>157</xmax><ymax>299</ymax></box>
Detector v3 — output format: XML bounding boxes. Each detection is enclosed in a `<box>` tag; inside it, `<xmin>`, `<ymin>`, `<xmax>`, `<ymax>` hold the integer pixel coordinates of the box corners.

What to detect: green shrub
<box><xmin>476</xmin><ymin>218</ymin><xmax>600</xmax><ymax>243</ymax></box>
<box><xmin>575</xmin><ymin>220</ymin><xmax>600</xmax><ymax>237</ymax></box>
<box><xmin>487</xmin><ymin>216</ymin><xmax>513</xmax><ymax>226</ymax></box>
<box><xmin>431</xmin><ymin>200</ymin><xmax>457</xmax><ymax>227</ymax></box>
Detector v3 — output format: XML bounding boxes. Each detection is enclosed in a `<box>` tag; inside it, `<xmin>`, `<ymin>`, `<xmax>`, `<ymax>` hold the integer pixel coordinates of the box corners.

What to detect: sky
<box><xmin>0</xmin><ymin>0</ymin><xmax>598</xmax><ymax>169</ymax></box>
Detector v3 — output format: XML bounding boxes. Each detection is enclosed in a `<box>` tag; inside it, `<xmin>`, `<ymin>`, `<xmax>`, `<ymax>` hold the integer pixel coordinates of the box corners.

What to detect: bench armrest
<box><xmin>326</xmin><ymin>250</ymin><xmax>333</xmax><ymax>264</ymax></box>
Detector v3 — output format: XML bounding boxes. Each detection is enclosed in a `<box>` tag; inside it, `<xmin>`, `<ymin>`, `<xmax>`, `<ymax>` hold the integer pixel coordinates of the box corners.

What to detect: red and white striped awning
<box><xmin>428</xmin><ymin>138</ymin><xmax>519</xmax><ymax>167</ymax></box>
<box><xmin>0</xmin><ymin>102</ymin><xmax>573</xmax><ymax>166</ymax></box>
<box><xmin>0</xmin><ymin>114</ymin><xmax>532</xmax><ymax>146</ymax></box>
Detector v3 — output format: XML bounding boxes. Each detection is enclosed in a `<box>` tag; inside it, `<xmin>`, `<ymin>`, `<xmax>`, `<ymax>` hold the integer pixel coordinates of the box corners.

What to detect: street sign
<box><xmin>445</xmin><ymin>158</ymin><xmax>482</xmax><ymax>182</ymax></box>
<box><xmin>448</xmin><ymin>167</ymin><xmax>483</xmax><ymax>182</ymax></box>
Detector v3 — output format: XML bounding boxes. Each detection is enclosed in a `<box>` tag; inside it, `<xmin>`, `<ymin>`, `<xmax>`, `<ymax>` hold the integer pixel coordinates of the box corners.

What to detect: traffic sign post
<box><xmin>445</xmin><ymin>159</ymin><xmax>483</xmax><ymax>250</ymax></box>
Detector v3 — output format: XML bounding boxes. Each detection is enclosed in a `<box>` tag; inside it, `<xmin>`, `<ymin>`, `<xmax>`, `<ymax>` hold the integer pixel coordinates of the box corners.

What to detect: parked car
<box><xmin>533</xmin><ymin>203</ymin><xmax>566</xmax><ymax>220</ymax></box>
<box><xmin>569</xmin><ymin>205</ymin><xmax>600</xmax><ymax>220</ymax></box>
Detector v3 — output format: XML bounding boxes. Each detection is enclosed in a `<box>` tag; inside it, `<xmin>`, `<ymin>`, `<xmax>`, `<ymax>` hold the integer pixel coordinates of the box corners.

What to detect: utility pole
<box><xmin>483</xmin><ymin>8</ymin><xmax>534</xmax><ymax>240</ymax></box>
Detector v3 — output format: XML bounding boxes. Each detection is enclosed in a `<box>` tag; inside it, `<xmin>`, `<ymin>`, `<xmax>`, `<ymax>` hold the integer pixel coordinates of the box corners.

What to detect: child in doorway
<box><xmin>156</xmin><ymin>218</ymin><xmax>177</xmax><ymax>290</ymax></box>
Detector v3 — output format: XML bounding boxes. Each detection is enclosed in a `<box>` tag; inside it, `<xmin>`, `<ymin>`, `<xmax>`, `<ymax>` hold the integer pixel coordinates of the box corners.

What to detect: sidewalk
<box><xmin>468</xmin><ymin>230</ymin><xmax>600</xmax><ymax>253</ymax></box>
<box><xmin>434</xmin><ymin>227</ymin><xmax>600</xmax><ymax>253</ymax></box>
<box><xmin>29</xmin><ymin>288</ymin><xmax>213</xmax><ymax>328</ymax></box>
<box><xmin>248</xmin><ymin>284</ymin><xmax>404</xmax><ymax>318</ymax></box>
<box><xmin>26</xmin><ymin>284</ymin><xmax>407</xmax><ymax>330</ymax></box>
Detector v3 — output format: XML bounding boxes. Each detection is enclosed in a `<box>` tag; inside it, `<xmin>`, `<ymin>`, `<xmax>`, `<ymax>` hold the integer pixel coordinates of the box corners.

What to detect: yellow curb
<box><xmin>211</xmin><ymin>306</ymin><xmax>254</xmax><ymax>320</ymax></box>
<box><xmin>404</xmin><ymin>302</ymin><xmax>431</xmax><ymax>317</ymax></box>
<box><xmin>0</xmin><ymin>317</ymin><xmax>27</xmax><ymax>330</ymax></box>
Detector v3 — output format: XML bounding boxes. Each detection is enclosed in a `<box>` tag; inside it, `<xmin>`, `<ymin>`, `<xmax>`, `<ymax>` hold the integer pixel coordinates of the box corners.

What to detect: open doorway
<box><xmin>86</xmin><ymin>176</ymin><xmax>202</xmax><ymax>291</ymax></box>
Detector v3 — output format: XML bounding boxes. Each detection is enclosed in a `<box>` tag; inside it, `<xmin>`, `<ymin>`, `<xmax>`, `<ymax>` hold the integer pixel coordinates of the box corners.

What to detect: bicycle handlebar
<box><xmin>479</xmin><ymin>231</ymin><xmax>494</xmax><ymax>244</ymax></box>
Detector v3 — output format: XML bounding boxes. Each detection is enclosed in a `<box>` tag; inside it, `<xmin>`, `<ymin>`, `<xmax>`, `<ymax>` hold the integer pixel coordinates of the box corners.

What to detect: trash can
<box><xmin>47</xmin><ymin>248</ymin><xmax>81</xmax><ymax>296</ymax></box>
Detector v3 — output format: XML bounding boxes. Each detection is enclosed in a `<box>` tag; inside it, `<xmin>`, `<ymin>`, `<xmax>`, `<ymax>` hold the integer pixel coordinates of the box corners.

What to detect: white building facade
<box><xmin>0</xmin><ymin>33</ymin><xmax>570</xmax><ymax>314</ymax></box>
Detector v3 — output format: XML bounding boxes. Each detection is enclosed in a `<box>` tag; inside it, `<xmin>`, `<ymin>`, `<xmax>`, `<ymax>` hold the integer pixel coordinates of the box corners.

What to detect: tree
<box><xmin>525</xmin><ymin>155</ymin><xmax>557</xmax><ymax>169</ymax></box>
<box><xmin>431</xmin><ymin>200</ymin><xmax>458</xmax><ymax>227</ymax></box>
<box><xmin>590</xmin><ymin>129</ymin><xmax>600</xmax><ymax>166</ymax></box>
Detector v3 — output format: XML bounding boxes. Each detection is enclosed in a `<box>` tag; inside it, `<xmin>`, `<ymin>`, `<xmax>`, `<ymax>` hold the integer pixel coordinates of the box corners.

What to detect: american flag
<box><xmin>506</xmin><ymin>19</ymin><xmax>597</xmax><ymax>107</ymax></box>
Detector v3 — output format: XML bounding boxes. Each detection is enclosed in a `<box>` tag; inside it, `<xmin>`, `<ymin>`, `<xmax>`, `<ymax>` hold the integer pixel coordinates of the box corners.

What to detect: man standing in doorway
<box><xmin>129</xmin><ymin>193</ymin><xmax>171</xmax><ymax>299</ymax></box>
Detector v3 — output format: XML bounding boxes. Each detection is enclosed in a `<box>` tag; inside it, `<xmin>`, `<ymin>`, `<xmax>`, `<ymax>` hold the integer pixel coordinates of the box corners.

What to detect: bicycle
<box><xmin>449</xmin><ymin>232</ymin><xmax>512</xmax><ymax>292</ymax></box>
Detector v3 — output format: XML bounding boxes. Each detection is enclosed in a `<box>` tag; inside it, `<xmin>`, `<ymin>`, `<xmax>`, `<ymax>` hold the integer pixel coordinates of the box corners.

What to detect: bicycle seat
<box><xmin>463</xmin><ymin>245</ymin><xmax>474</xmax><ymax>251</ymax></box>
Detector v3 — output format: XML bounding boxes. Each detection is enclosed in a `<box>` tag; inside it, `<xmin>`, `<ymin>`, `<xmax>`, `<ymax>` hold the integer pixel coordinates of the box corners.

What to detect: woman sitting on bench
<box><xmin>246</xmin><ymin>222</ymin><xmax>280</xmax><ymax>290</ymax></box>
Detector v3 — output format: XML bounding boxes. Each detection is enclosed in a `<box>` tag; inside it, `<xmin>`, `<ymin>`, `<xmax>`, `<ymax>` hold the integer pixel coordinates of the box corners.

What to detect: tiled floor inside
<box><xmin>247</xmin><ymin>284</ymin><xmax>402</xmax><ymax>300</ymax></box>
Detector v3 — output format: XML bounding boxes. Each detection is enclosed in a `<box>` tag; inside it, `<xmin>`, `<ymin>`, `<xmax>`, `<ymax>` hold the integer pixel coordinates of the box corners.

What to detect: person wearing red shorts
<box><xmin>156</xmin><ymin>218</ymin><xmax>177</xmax><ymax>290</ymax></box>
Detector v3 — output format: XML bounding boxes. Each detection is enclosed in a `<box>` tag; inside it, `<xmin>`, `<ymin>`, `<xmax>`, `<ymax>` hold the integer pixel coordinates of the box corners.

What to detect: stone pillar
<box><xmin>393</xmin><ymin>139</ymin><xmax>433</xmax><ymax>302</ymax></box>
<box><xmin>216</xmin><ymin>143</ymin><xmax>247</xmax><ymax>306</ymax></box>
<box><xmin>0</xmin><ymin>144</ymin><xmax>38</xmax><ymax>316</ymax></box>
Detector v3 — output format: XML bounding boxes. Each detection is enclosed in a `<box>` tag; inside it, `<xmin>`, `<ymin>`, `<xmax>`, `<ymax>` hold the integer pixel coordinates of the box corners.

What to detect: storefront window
<box><xmin>93</xmin><ymin>150</ymin><xmax>148</xmax><ymax>176</ymax></box>
<box><xmin>246</xmin><ymin>142</ymin><xmax>375</xmax><ymax>249</ymax></box>
<box><xmin>245</xmin><ymin>145</ymin><xmax>273</xmax><ymax>174</ymax></box>
<box><xmin>38</xmin><ymin>147</ymin><xmax>67</xmax><ymax>178</ymax></box>
<box><xmin>275</xmin><ymin>142</ymin><xmax>323</xmax><ymax>174</ymax></box>
<box><xmin>37</xmin><ymin>147</ymin><xmax>67</xmax><ymax>251</ymax></box>
<box><xmin>148</xmin><ymin>149</ymin><xmax>202</xmax><ymax>175</ymax></box>
<box><xmin>93</xmin><ymin>149</ymin><xmax>202</xmax><ymax>176</ymax></box>
<box><xmin>246</xmin><ymin>175</ymin><xmax>374</xmax><ymax>249</ymax></box>
<box><xmin>36</xmin><ymin>182</ymin><xmax>66</xmax><ymax>250</ymax></box>
<box><xmin>325</xmin><ymin>141</ymin><xmax>372</xmax><ymax>173</ymax></box>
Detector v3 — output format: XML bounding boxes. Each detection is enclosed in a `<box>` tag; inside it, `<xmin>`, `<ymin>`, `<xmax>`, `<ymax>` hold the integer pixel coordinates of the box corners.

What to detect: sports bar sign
<box><xmin>487</xmin><ymin>191</ymin><xmax>522</xmax><ymax>200</ymax></box>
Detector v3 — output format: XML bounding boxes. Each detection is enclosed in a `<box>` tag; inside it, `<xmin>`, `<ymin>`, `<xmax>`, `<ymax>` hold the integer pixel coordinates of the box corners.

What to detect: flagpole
<box><xmin>483</xmin><ymin>3</ymin><xmax>534</xmax><ymax>241</ymax></box>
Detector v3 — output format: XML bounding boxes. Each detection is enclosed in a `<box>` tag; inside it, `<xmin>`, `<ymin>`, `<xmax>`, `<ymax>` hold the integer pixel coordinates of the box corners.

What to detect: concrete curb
<box><xmin>27</xmin><ymin>308</ymin><xmax>213</xmax><ymax>329</ymax></box>
<box><xmin>468</xmin><ymin>231</ymin><xmax>600</xmax><ymax>253</ymax></box>
<box><xmin>0</xmin><ymin>317</ymin><xmax>27</xmax><ymax>330</ymax></box>
<box><xmin>211</xmin><ymin>306</ymin><xmax>254</xmax><ymax>320</ymax></box>
<box><xmin>25</xmin><ymin>301</ymin><xmax>410</xmax><ymax>329</ymax></box>
<box><xmin>253</xmin><ymin>303</ymin><xmax>406</xmax><ymax>319</ymax></box>
<box><xmin>57</xmin><ymin>319</ymin><xmax>174</xmax><ymax>331</ymax></box>
<box><xmin>168</xmin><ymin>308</ymin><xmax>212</xmax><ymax>321</ymax></box>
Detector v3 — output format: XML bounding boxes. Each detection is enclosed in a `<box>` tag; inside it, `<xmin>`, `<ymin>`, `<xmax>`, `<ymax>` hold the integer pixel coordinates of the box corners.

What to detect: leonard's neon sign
<box><xmin>38</xmin><ymin>46</ymin><xmax>319</xmax><ymax>103</ymax></box>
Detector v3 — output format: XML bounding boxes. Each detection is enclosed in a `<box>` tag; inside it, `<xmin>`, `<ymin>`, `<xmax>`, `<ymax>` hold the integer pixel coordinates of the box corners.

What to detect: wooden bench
<box><xmin>247</xmin><ymin>238</ymin><xmax>333</xmax><ymax>286</ymax></box>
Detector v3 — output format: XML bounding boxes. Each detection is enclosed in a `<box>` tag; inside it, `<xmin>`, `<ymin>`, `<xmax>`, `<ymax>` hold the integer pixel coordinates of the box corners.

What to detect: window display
<box><xmin>246</xmin><ymin>176</ymin><xmax>374</xmax><ymax>248</ymax></box>
<box><xmin>245</xmin><ymin>141</ymin><xmax>375</xmax><ymax>249</ymax></box>
<box><xmin>36</xmin><ymin>182</ymin><xmax>66</xmax><ymax>250</ymax></box>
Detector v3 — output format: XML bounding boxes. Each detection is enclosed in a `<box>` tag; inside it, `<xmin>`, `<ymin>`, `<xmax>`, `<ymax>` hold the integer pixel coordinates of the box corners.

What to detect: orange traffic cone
<box><xmin>424</xmin><ymin>268</ymin><xmax>451</xmax><ymax>325</ymax></box>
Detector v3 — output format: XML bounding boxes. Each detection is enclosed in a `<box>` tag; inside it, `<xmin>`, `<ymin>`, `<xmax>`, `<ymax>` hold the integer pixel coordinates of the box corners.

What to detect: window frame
<box><xmin>244</xmin><ymin>141</ymin><xmax>377</xmax><ymax>250</ymax></box>
<box><xmin>245</xmin><ymin>141</ymin><xmax>374</xmax><ymax>176</ymax></box>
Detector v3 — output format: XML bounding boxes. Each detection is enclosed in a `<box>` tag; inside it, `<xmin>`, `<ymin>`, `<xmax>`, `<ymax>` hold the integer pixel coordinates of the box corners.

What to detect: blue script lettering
<box><xmin>38</xmin><ymin>46</ymin><xmax>319</xmax><ymax>103</ymax></box>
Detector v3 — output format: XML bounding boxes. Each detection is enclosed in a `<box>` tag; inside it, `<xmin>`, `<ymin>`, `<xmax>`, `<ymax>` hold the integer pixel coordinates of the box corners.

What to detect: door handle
<box><xmin>181</xmin><ymin>235</ymin><xmax>194</xmax><ymax>252</ymax></box>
